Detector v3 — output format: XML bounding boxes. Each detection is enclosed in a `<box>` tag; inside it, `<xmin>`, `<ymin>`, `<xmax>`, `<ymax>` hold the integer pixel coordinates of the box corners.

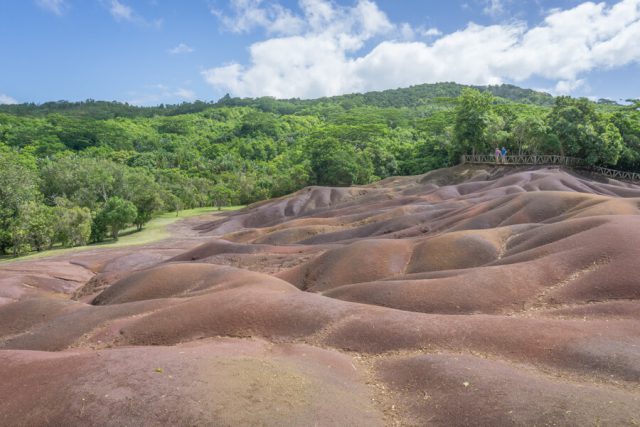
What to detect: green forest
<box><xmin>1</xmin><ymin>82</ymin><xmax>639</xmax><ymax>256</ymax></box>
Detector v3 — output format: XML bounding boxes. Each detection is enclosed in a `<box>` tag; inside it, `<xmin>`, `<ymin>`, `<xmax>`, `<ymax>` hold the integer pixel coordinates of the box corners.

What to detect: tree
<box><xmin>211</xmin><ymin>184</ymin><xmax>234</xmax><ymax>210</ymax></box>
<box><xmin>585</xmin><ymin>121</ymin><xmax>623</xmax><ymax>166</ymax></box>
<box><xmin>408</xmin><ymin>136</ymin><xmax>451</xmax><ymax>174</ymax></box>
<box><xmin>8</xmin><ymin>222</ymin><xmax>31</xmax><ymax>256</ymax></box>
<box><xmin>548</xmin><ymin>97</ymin><xmax>624</xmax><ymax>165</ymax></box>
<box><xmin>454</xmin><ymin>88</ymin><xmax>494</xmax><ymax>157</ymax></box>
<box><xmin>611</xmin><ymin>109</ymin><xmax>640</xmax><ymax>171</ymax></box>
<box><xmin>548</xmin><ymin>97</ymin><xmax>597</xmax><ymax>157</ymax></box>
<box><xmin>309</xmin><ymin>136</ymin><xmax>370</xmax><ymax>186</ymax></box>
<box><xmin>122</xmin><ymin>169</ymin><xmax>164</xmax><ymax>230</ymax></box>
<box><xmin>39</xmin><ymin>156</ymin><xmax>124</xmax><ymax>209</ymax></box>
<box><xmin>54</xmin><ymin>201</ymin><xmax>92</xmax><ymax>247</ymax></box>
<box><xmin>162</xmin><ymin>192</ymin><xmax>183</xmax><ymax>217</ymax></box>
<box><xmin>512</xmin><ymin>115</ymin><xmax>550</xmax><ymax>155</ymax></box>
<box><xmin>90</xmin><ymin>211</ymin><xmax>108</xmax><ymax>243</ymax></box>
<box><xmin>0</xmin><ymin>148</ymin><xmax>40</xmax><ymax>254</ymax></box>
<box><xmin>9</xmin><ymin>202</ymin><xmax>56</xmax><ymax>254</ymax></box>
<box><xmin>97</xmin><ymin>197</ymin><xmax>137</xmax><ymax>240</ymax></box>
<box><xmin>485</xmin><ymin>111</ymin><xmax>509</xmax><ymax>152</ymax></box>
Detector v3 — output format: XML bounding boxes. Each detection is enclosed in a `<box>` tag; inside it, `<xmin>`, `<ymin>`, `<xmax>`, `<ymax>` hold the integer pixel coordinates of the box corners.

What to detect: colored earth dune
<box><xmin>1</xmin><ymin>164</ymin><xmax>640</xmax><ymax>426</ymax></box>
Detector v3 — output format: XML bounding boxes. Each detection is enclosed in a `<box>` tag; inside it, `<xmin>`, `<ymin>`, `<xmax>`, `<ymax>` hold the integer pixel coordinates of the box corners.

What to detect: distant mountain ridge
<box><xmin>297</xmin><ymin>82</ymin><xmax>556</xmax><ymax>108</ymax></box>
<box><xmin>0</xmin><ymin>82</ymin><xmax>554</xmax><ymax>119</ymax></box>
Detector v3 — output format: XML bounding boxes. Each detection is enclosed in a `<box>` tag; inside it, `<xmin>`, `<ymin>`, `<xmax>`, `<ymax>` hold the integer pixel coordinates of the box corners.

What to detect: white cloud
<box><xmin>168</xmin><ymin>43</ymin><xmax>194</xmax><ymax>54</ymax></box>
<box><xmin>105</xmin><ymin>0</ymin><xmax>162</xmax><ymax>28</ymax></box>
<box><xmin>203</xmin><ymin>0</ymin><xmax>640</xmax><ymax>98</ymax></box>
<box><xmin>399</xmin><ymin>23</ymin><xmax>414</xmax><ymax>40</ymax></box>
<box><xmin>174</xmin><ymin>88</ymin><xmax>196</xmax><ymax>101</ymax></box>
<box><xmin>212</xmin><ymin>0</ymin><xmax>305</xmax><ymax>35</ymax></box>
<box><xmin>0</xmin><ymin>94</ymin><xmax>18</xmax><ymax>105</ymax></box>
<box><xmin>421</xmin><ymin>27</ymin><xmax>443</xmax><ymax>37</ymax></box>
<box><xmin>483</xmin><ymin>0</ymin><xmax>506</xmax><ymax>17</ymax></box>
<box><xmin>36</xmin><ymin>0</ymin><xmax>67</xmax><ymax>15</ymax></box>
<box><xmin>127</xmin><ymin>85</ymin><xmax>197</xmax><ymax>105</ymax></box>
<box><xmin>554</xmin><ymin>79</ymin><xmax>587</xmax><ymax>94</ymax></box>
<box><xmin>108</xmin><ymin>0</ymin><xmax>133</xmax><ymax>21</ymax></box>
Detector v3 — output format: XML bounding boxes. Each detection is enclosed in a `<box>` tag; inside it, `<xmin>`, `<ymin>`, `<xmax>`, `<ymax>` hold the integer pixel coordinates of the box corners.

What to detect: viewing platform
<box><xmin>460</xmin><ymin>154</ymin><xmax>640</xmax><ymax>183</ymax></box>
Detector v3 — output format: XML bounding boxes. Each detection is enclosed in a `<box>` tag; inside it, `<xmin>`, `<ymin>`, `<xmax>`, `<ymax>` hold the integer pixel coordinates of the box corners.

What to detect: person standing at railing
<box><xmin>501</xmin><ymin>147</ymin><xmax>508</xmax><ymax>164</ymax></box>
<box><xmin>494</xmin><ymin>147</ymin><xmax>501</xmax><ymax>164</ymax></box>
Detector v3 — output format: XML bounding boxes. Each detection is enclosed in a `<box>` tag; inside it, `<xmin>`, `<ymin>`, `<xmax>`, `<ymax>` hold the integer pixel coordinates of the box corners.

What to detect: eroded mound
<box><xmin>1</xmin><ymin>164</ymin><xmax>639</xmax><ymax>426</ymax></box>
<box><xmin>92</xmin><ymin>262</ymin><xmax>297</xmax><ymax>305</ymax></box>
<box><xmin>0</xmin><ymin>339</ymin><xmax>383</xmax><ymax>426</ymax></box>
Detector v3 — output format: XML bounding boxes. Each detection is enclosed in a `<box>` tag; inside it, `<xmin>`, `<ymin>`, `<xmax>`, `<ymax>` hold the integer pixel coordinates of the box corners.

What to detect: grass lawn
<box><xmin>0</xmin><ymin>206</ymin><xmax>243</xmax><ymax>264</ymax></box>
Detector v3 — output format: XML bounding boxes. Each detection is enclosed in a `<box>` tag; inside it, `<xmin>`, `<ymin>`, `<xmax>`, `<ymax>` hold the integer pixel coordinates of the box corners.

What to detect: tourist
<box><xmin>495</xmin><ymin>147</ymin><xmax>501</xmax><ymax>164</ymax></box>
<box><xmin>501</xmin><ymin>147</ymin><xmax>507</xmax><ymax>163</ymax></box>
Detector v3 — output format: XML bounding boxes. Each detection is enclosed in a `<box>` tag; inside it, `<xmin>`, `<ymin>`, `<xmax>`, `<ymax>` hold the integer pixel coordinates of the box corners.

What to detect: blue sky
<box><xmin>1</xmin><ymin>0</ymin><xmax>639</xmax><ymax>105</ymax></box>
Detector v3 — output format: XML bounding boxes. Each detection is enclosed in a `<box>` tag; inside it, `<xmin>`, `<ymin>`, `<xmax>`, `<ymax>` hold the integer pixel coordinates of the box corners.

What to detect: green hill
<box><xmin>0</xmin><ymin>82</ymin><xmax>637</xmax><ymax>257</ymax></box>
<box><xmin>0</xmin><ymin>82</ymin><xmax>555</xmax><ymax>119</ymax></box>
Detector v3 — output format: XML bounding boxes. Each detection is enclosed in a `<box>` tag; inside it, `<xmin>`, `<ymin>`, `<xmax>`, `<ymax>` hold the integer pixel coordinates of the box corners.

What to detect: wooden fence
<box><xmin>460</xmin><ymin>154</ymin><xmax>640</xmax><ymax>183</ymax></box>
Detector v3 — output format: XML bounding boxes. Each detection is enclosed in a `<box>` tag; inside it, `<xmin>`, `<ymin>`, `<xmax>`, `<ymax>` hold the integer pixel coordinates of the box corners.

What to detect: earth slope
<box><xmin>1</xmin><ymin>164</ymin><xmax>640</xmax><ymax>426</ymax></box>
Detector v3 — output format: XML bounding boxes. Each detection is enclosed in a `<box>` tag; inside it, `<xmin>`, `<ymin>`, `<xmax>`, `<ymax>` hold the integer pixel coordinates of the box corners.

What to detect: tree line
<box><xmin>0</xmin><ymin>83</ymin><xmax>638</xmax><ymax>256</ymax></box>
<box><xmin>453</xmin><ymin>89</ymin><xmax>639</xmax><ymax>169</ymax></box>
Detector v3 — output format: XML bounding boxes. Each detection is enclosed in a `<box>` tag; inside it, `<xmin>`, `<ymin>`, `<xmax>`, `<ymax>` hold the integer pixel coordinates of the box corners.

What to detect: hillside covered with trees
<box><xmin>1</xmin><ymin>83</ymin><xmax>639</xmax><ymax>256</ymax></box>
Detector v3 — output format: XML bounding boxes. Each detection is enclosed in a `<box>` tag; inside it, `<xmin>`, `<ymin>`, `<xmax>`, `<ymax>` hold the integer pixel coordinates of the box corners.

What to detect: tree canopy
<box><xmin>1</xmin><ymin>82</ymin><xmax>638</xmax><ymax>257</ymax></box>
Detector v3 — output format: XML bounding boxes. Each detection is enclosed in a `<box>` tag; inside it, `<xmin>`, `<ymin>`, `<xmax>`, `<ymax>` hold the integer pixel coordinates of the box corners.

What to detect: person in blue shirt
<box><xmin>501</xmin><ymin>147</ymin><xmax>507</xmax><ymax>163</ymax></box>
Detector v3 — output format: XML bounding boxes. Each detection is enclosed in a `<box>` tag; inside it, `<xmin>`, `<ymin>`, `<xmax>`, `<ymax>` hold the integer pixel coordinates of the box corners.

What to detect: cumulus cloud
<box><xmin>203</xmin><ymin>0</ymin><xmax>640</xmax><ymax>98</ymax></box>
<box><xmin>168</xmin><ymin>43</ymin><xmax>194</xmax><ymax>54</ymax></box>
<box><xmin>36</xmin><ymin>0</ymin><xmax>67</xmax><ymax>15</ymax></box>
<box><xmin>211</xmin><ymin>0</ymin><xmax>305</xmax><ymax>35</ymax></box>
<box><xmin>0</xmin><ymin>94</ymin><xmax>18</xmax><ymax>105</ymax></box>
<box><xmin>212</xmin><ymin>0</ymin><xmax>393</xmax><ymax>39</ymax></box>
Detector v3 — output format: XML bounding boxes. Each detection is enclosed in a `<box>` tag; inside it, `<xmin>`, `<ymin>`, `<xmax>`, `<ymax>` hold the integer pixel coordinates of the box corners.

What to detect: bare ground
<box><xmin>1</xmin><ymin>164</ymin><xmax>640</xmax><ymax>426</ymax></box>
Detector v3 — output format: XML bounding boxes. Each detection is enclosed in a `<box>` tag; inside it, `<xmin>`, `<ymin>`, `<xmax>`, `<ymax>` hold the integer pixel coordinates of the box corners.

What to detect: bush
<box><xmin>54</xmin><ymin>204</ymin><xmax>92</xmax><ymax>247</ymax></box>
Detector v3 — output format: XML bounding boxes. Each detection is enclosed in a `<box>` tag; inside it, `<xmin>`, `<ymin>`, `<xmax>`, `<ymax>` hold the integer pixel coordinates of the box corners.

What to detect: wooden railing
<box><xmin>588</xmin><ymin>165</ymin><xmax>640</xmax><ymax>182</ymax></box>
<box><xmin>460</xmin><ymin>154</ymin><xmax>640</xmax><ymax>183</ymax></box>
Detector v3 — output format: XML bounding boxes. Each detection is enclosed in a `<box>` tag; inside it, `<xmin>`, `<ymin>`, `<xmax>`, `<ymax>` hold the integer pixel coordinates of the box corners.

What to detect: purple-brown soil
<box><xmin>1</xmin><ymin>165</ymin><xmax>640</xmax><ymax>426</ymax></box>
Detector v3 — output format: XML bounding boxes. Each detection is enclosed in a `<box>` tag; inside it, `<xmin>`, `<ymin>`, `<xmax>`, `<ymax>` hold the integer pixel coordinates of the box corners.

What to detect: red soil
<box><xmin>1</xmin><ymin>164</ymin><xmax>639</xmax><ymax>425</ymax></box>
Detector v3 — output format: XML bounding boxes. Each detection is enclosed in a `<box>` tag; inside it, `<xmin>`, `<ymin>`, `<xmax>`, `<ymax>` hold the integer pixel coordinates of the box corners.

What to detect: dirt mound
<box><xmin>0</xmin><ymin>298</ymin><xmax>173</xmax><ymax>351</ymax></box>
<box><xmin>92</xmin><ymin>262</ymin><xmax>297</xmax><ymax>305</ymax></box>
<box><xmin>0</xmin><ymin>260</ymin><xmax>94</xmax><ymax>305</ymax></box>
<box><xmin>376</xmin><ymin>353</ymin><xmax>640</xmax><ymax>426</ymax></box>
<box><xmin>2</xmin><ymin>164</ymin><xmax>640</xmax><ymax>425</ymax></box>
<box><xmin>196</xmin><ymin>186</ymin><xmax>385</xmax><ymax>235</ymax></box>
<box><xmin>0</xmin><ymin>339</ymin><xmax>383</xmax><ymax>426</ymax></box>
<box><xmin>119</xmin><ymin>287</ymin><xmax>350</xmax><ymax>346</ymax></box>
<box><xmin>277</xmin><ymin>239</ymin><xmax>413</xmax><ymax>291</ymax></box>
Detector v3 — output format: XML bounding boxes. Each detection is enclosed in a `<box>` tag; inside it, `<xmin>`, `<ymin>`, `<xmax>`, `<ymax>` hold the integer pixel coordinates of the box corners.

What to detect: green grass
<box><xmin>0</xmin><ymin>206</ymin><xmax>243</xmax><ymax>264</ymax></box>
